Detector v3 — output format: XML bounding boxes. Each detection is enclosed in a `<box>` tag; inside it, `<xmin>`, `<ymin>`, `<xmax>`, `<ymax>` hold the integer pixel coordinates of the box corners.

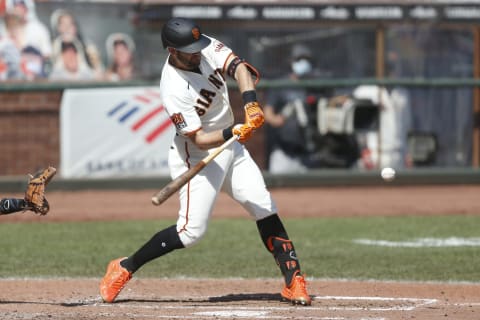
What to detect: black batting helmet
<box><xmin>161</xmin><ymin>17</ymin><xmax>211</xmax><ymax>53</ymax></box>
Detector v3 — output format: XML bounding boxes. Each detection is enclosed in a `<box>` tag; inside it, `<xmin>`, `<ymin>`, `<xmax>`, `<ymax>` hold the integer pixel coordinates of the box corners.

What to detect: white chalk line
<box><xmin>353</xmin><ymin>237</ymin><xmax>480</xmax><ymax>247</ymax></box>
<box><xmin>87</xmin><ymin>295</ymin><xmax>437</xmax><ymax>313</ymax></box>
<box><xmin>2</xmin><ymin>295</ymin><xmax>458</xmax><ymax>320</ymax></box>
<box><xmin>453</xmin><ymin>302</ymin><xmax>480</xmax><ymax>306</ymax></box>
<box><xmin>314</xmin><ymin>296</ymin><xmax>438</xmax><ymax>311</ymax></box>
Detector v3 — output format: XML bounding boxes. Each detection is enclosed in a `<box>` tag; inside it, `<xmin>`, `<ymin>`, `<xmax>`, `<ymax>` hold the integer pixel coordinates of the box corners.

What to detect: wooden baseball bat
<box><xmin>151</xmin><ymin>135</ymin><xmax>239</xmax><ymax>205</ymax></box>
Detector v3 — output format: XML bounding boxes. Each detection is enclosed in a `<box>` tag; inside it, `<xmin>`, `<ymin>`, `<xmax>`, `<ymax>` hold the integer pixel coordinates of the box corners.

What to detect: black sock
<box><xmin>256</xmin><ymin>214</ymin><xmax>289</xmax><ymax>248</ymax></box>
<box><xmin>0</xmin><ymin>198</ymin><xmax>26</xmax><ymax>215</ymax></box>
<box><xmin>256</xmin><ymin>214</ymin><xmax>301</xmax><ymax>286</ymax></box>
<box><xmin>120</xmin><ymin>225</ymin><xmax>185</xmax><ymax>273</ymax></box>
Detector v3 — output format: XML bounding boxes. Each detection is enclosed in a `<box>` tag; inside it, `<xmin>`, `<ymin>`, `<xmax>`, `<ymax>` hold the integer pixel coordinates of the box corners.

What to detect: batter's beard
<box><xmin>176</xmin><ymin>53</ymin><xmax>201</xmax><ymax>70</ymax></box>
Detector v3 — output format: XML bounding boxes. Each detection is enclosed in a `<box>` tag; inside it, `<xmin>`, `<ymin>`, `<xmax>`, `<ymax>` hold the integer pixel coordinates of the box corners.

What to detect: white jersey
<box><xmin>159</xmin><ymin>36</ymin><xmax>277</xmax><ymax>248</ymax></box>
<box><xmin>160</xmin><ymin>36</ymin><xmax>234</xmax><ymax>137</ymax></box>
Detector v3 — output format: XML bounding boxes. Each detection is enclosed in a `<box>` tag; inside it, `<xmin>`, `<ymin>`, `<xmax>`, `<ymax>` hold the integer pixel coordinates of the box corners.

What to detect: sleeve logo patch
<box><xmin>170</xmin><ymin>112</ymin><xmax>188</xmax><ymax>130</ymax></box>
<box><xmin>215</xmin><ymin>42</ymin><xmax>225</xmax><ymax>52</ymax></box>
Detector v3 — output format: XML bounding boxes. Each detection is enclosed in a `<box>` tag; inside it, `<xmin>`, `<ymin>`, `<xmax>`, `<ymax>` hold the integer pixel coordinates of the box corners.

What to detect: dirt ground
<box><xmin>1</xmin><ymin>185</ymin><xmax>480</xmax><ymax>320</ymax></box>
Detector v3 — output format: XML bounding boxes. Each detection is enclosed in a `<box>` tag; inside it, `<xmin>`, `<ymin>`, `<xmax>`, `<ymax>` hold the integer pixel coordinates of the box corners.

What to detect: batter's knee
<box><xmin>177</xmin><ymin>224</ymin><xmax>208</xmax><ymax>247</ymax></box>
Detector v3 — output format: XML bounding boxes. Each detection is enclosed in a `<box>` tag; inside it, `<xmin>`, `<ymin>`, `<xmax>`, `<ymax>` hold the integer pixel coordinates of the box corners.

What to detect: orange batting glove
<box><xmin>244</xmin><ymin>101</ymin><xmax>264</xmax><ymax>129</ymax></box>
<box><xmin>232</xmin><ymin>123</ymin><xmax>253</xmax><ymax>143</ymax></box>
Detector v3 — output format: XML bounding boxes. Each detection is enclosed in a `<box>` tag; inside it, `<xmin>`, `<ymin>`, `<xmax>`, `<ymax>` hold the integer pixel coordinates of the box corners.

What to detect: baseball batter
<box><xmin>100</xmin><ymin>17</ymin><xmax>311</xmax><ymax>306</ymax></box>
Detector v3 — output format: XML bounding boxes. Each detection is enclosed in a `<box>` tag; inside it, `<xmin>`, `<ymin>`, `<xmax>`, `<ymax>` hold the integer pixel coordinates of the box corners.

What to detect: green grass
<box><xmin>0</xmin><ymin>215</ymin><xmax>479</xmax><ymax>282</ymax></box>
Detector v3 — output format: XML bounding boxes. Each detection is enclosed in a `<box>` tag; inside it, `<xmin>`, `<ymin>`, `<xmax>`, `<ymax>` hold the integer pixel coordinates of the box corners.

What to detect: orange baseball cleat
<box><xmin>99</xmin><ymin>257</ymin><xmax>132</xmax><ymax>303</ymax></box>
<box><xmin>281</xmin><ymin>271</ymin><xmax>312</xmax><ymax>306</ymax></box>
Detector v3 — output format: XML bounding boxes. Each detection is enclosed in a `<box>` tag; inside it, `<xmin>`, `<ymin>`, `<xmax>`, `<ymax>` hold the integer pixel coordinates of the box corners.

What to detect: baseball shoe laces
<box><xmin>281</xmin><ymin>271</ymin><xmax>312</xmax><ymax>306</ymax></box>
<box><xmin>99</xmin><ymin>257</ymin><xmax>132</xmax><ymax>303</ymax></box>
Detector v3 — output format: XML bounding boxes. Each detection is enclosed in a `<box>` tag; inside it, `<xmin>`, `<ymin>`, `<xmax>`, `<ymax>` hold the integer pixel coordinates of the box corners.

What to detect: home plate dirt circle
<box><xmin>1</xmin><ymin>278</ymin><xmax>480</xmax><ymax>319</ymax></box>
<box><xmin>1</xmin><ymin>186</ymin><xmax>480</xmax><ymax>319</ymax></box>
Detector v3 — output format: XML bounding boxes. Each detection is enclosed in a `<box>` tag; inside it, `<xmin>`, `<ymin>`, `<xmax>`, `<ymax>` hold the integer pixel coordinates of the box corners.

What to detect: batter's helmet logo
<box><xmin>192</xmin><ymin>27</ymin><xmax>200</xmax><ymax>40</ymax></box>
<box><xmin>170</xmin><ymin>112</ymin><xmax>188</xmax><ymax>130</ymax></box>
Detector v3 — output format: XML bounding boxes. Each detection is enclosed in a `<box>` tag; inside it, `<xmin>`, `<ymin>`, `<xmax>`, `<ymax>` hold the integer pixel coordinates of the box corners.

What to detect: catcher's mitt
<box><xmin>24</xmin><ymin>166</ymin><xmax>57</xmax><ymax>215</ymax></box>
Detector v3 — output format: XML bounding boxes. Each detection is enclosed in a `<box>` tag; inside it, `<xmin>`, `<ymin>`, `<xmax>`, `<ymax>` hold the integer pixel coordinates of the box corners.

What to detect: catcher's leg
<box><xmin>0</xmin><ymin>198</ymin><xmax>26</xmax><ymax>215</ymax></box>
<box><xmin>256</xmin><ymin>214</ymin><xmax>311</xmax><ymax>305</ymax></box>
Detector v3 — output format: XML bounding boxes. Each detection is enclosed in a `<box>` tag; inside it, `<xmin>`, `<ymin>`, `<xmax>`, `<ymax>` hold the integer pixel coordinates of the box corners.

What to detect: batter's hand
<box><xmin>232</xmin><ymin>123</ymin><xmax>253</xmax><ymax>143</ymax></box>
<box><xmin>244</xmin><ymin>101</ymin><xmax>264</xmax><ymax>129</ymax></box>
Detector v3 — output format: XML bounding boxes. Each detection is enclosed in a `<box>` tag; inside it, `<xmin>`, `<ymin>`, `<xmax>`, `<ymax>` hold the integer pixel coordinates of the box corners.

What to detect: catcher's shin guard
<box><xmin>0</xmin><ymin>198</ymin><xmax>26</xmax><ymax>215</ymax></box>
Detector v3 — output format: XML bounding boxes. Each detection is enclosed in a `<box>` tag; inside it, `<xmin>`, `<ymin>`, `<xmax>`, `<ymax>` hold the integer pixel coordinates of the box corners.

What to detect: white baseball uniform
<box><xmin>159</xmin><ymin>36</ymin><xmax>277</xmax><ymax>247</ymax></box>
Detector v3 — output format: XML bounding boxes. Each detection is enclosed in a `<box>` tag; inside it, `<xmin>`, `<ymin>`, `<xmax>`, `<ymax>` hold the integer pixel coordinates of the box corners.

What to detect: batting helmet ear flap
<box><xmin>161</xmin><ymin>29</ymin><xmax>171</xmax><ymax>49</ymax></box>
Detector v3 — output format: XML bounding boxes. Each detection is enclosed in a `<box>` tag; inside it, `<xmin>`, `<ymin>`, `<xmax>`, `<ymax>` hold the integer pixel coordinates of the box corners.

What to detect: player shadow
<box><xmin>0</xmin><ymin>297</ymin><xmax>104</xmax><ymax>307</ymax></box>
<box><xmin>92</xmin><ymin>293</ymin><xmax>283</xmax><ymax>304</ymax></box>
<box><xmin>1</xmin><ymin>293</ymin><xmax>283</xmax><ymax>307</ymax></box>
<box><xmin>0</xmin><ymin>300</ymin><xmax>66</xmax><ymax>306</ymax></box>
<box><xmin>208</xmin><ymin>293</ymin><xmax>283</xmax><ymax>303</ymax></box>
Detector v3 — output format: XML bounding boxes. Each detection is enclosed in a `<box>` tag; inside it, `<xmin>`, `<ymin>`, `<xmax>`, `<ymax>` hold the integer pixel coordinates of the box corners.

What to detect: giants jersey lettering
<box><xmin>160</xmin><ymin>36</ymin><xmax>235</xmax><ymax>136</ymax></box>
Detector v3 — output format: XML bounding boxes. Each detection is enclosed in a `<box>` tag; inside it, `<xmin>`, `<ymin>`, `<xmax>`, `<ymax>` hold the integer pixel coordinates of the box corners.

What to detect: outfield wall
<box><xmin>1</xmin><ymin>81</ymin><xmax>479</xmax><ymax>181</ymax></box>
<box><xmin>0</xmin><ymin>82</ymin><xmax>266</xmax><ymax>176</ymax></box>
<box><xmin>0</xmin><ymin>168</ymin><xmax>479</xmax><ymax>193</ymax></box>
